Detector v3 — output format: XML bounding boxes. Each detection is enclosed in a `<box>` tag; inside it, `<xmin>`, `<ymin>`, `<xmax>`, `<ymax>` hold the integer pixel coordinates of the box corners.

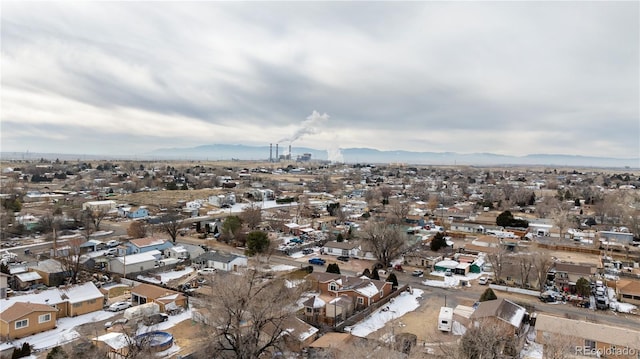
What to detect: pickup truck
<box><xmin>308</xmin><ymin>258</ymin><xmax>326</xmax><ymax>265</ymax></box>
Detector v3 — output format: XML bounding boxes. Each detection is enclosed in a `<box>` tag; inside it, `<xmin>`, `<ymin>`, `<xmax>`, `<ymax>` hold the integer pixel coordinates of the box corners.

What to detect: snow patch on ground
<box><xmin>520</xmin><ymin>342</ymin><xmax>544</xmax><ymax>359</ymax></box>
<box><xmin>137</xmin><ymin>267</ymin><xmax>195</xmax><ymax>284</ymax></box>
<box><xmin>345</xmin><ymin>289</ymin><xmax>424</xmax><ymax>337</ymax></box>
<box><xmin>268</xmin><ymin>264</ymin><xmax>297</xmax><ymax>272</ymax></box>
<box><xmin>11</xmin><ymin>310</ymin><xmax>117</xmax><ymax>351</ymax></box>
<box><xmin>423</xmin><ymin>276</ymin><xmax>459</xmax><ymax>288</ymax></box>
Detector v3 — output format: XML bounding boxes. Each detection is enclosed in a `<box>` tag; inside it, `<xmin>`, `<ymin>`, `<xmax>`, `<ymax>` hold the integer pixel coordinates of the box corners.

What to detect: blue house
<box><xmin>125</xmin><ymin>237</ymin><xmax>173</xmax><ymax>255</ymax></box>
<box><xmin>118</xmin><ymin>205</ymin><xmax>149</xmax><ymax>219</ymax></box>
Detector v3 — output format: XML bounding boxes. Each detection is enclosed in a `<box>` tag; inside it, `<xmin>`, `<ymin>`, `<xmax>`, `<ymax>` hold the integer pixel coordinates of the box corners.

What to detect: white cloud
<box><xmin>1</xmin><ymin>2</ymin><xmax>637</xmax><ymax>158</ymax></box>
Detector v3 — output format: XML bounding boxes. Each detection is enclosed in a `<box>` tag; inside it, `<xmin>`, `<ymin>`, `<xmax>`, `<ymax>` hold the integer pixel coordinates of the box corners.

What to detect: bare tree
<box><xmin>486</xmin><ymin>248</ymin><xmax>507</xmax><ymax>284</ymax></box>
<box><xmin>517</xmin><ymin>253</ymin><xmax>534</xmax><ymax>288</ymax></box>
<box><xmin>127</xmin><ymin>220</ymin><xmax>148</xmax><ymax>239</ymax></box>
<box><xmin>551</xmin><ymin>206</ymin><xmax>572</xmax><ymax>240</ymax></box>
<box><xmin>360</xmin><ymin>222</ymin><xmax>406</xmax><ymax>267</ymax></box>
<box><xmin>531</xmin><ymin>251</ymin><xmax>554</xmax><ymax>291</ymax></box>
<box><xmin>388</xmin><ymin>199</ymin><xmax>410</xmax><ymax>225</ymax></box>
<box><xmin>159</xmin><ymin>211</ymin><xmax>185</xmax><ymax>243</ymax></box>
<box><xmin>379</xmin><ymin>186</ymin><xmax>392</xmax><ymax>205</ymax></box>
<box><xmin>458</xmin><ymin>319</ymin><xmax>518</xmax><ymax>359</ymax></box>
<box><xmin>196</xmin><ymin>270</ymin><xmax>301</xmax><ymax>359</ymax></box>
<box><xmin>85</xmin><ymin>207</ymin><xmax>110</xmax><ymax>232</ymax></box>
<box><xmin>239</xmin><ymin>204</ymin><xmax>262</xmax><ymax>230</ymax></box>
<box><xmin>58</xmin><ymin>236</ymin><xmax>86</xmax><ymax>284</ymax></box>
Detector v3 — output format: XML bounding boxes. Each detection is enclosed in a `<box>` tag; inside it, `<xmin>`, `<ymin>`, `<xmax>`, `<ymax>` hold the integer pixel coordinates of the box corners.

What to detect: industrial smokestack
<box><xmin>269</xmin><ymin>143</ymin><xmax>273</xmax><ymax>162</ymax></box>
<box><xmin>276</xmin><ymin>144</ymin><xmax>279</xmax><ymax>161</ymax></box>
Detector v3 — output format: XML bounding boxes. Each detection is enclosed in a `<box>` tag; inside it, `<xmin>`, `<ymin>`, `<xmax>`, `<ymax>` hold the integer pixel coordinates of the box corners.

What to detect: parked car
<box><xmin>478</xmin><ymin>277</ymin><xmax>489</xmax><ymax>285</ymax></box>
<box><xmin>108</xmin><ymin>301</ymin><xmax>132</xmax><ymax>312</ymax></box>
<box><xmin>104</xmin><ymin>318</ymin><xmax>128</xmax><ymax>329</ymax></box>
<box><xmin>308</xmin><ymin>258</ymin><xmax>326</xmax><ymax>265</ymax></box>
<box><xmin>302</xmin><ymin>249</ymin><xmax>314</xmax><ymax>255</ymax></box>
<box><xmin>337</xmin><ymin>256</ymin><xmax>350</xmax><ymax>262</ymax></box>
<box><xmin>411</xmin><ymin>270</ymin><xmax>424</xmax><ymax>277</ymax></box>
<box><xmin>445</xmin><ymin>269</ymin><xmax>453</xmax><ymax>276</ymax></box>
<box><xmin>106</xmin><ymin>240</ymin><xmax>120</xmax><ymax>248</ymax></box>
<box><xmin>198</xmin><ymin>268</ymin><xmax>216</xmax><ymax>275</ymax></box>
<box><xmin>143</xmin><ymin>313</ymin><xmax>169</xmax><ymax>326</ymax></box>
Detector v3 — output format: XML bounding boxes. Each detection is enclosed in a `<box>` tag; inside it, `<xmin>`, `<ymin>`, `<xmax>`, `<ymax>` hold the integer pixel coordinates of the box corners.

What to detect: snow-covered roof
<box><xmin>15</xmin><ymin>271</ymin><xmax>42</xmax><ymax>282</ymax></box>
<box><xmin>115</xmin><ymin>250</ymin><xmax>161</xmax><ymax>265</ymax></box>
<box><xmin>1</xmin><ymin>282</ymin><xmax>103</xmax><ymax>309</ymax></box>
<box><xmin>312</xmin><ymin>297</ymin><xmax>326</xmax><ymax>308</ymax></box>
<box><xmin>61</xmin><ymin>282</ymin><xmax>105</xmax><ymax>304</ymax></box>
<box><xmin>435</xmin><ymin>260</ymin><xmax>459</xmax><ymax>269</ymax></box>
<box><xmin>93</xmin><ymin>332</ymin><xmax>131</xmax><ymax>350</ymax></box>
<box><xmin>355</xmin><ymin>282</ymin><xmax>380</xmax><ymax>298</ymax></box>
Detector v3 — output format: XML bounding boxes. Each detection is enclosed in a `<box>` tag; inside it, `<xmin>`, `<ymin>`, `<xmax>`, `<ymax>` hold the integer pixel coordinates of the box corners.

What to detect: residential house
<box><xmin>264</xmin><ymin>316</ymin><xmax>318</xmax><ymax>352</ymax></box>
<box><xmin>450</xmin><ymin>222</ymin><xmax>486</xmax><ymax>234</ymax></box>
<box><xmin>322</xmin><ymin>241</ymin><xmax>360</xmax><ymax>257</ymax></box>
<box><xmin>14</xmin><ymin>271</ymin><xmax>43</xmax><ymax>290</ymax></box>
<box><xmin>165</xmin><ymin>246</ymin><xmax>189</xmax><ymax>260</ymax></box>
<box><xmin>0</xmin><ymin>302</ymin><xmax>58</xmax><ymax>340</ymax></box>
<box><xmin>534</xmin><ymin>313</ymin><xmax>640</xmax><ymax>359</ymax></box>
<box><xmin>549</xmin><ymin>262</ymin><xmax>597</xmax><ymax>293</ymax></box>
<box><xmin>469</xmin><ymin>298</ymin><xmax>527</xmax><ymax>335</ymax></box>
<box><xmin>82</xmin><ymin>200</ymin><xmax>117</xmax><ymax>212</ymax></box>
<box><xmin>125</xmin><ymin>237</ymin><xmax>173</xmax><ymax>255</ymax></box>
<box><xmin>308</xmin><ymin>272</ymin><xmax>393</xmax><ymax>311</ymax></box>
<box><xmin>0</xmin><ymin>282</ymin><xmax>104</xmax><ymax>319</ymax></box>
<box><xmin>29</xmin><ymin>259</ymin><xmax>70</xmax><ymax>286</ymax></box>
<box><xmin>469</xmin><ymin>299</ymin><xmax>528</xmax><ymax>357</ymax></box>
<box><xmin>193</xmin><ymin>252</ymin><xmax>247</xmax><ymax>272</ymax></box>
<box><xmin>109</xmin><ymin>250</ymin><xmax>161</xmax><ymax>276</ymax></box>
<box><xmin>117</xmin><ymin>206</ymin><xmax>149</xmax><ymax>219</ymax></box>
<box><xmin>130</xmin><ymin>284</ymin><xmax>187</xmax><ymax>313</ymax></box>
<box><xmin>404</xmin><ymin>249</ymin><xmax>443</xmax><ymax>270</ymax></box>
<box><xmin>617</xmin><ymin>279</ymin><xmax>640</xmax><ymax>306</ymax></box>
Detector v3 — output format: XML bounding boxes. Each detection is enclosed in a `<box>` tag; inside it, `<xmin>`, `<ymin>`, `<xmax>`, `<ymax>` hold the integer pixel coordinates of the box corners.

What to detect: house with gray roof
<box><xmin>193</xmin><ymin>251</ymin><xmax>247</xmax><ymax>272</ymax></box>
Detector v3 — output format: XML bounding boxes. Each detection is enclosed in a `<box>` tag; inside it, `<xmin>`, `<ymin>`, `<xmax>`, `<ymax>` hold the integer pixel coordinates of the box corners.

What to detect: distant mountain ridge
<box><xmin>2</xmin><ymin>145</ymin><xmax>637</xmax><ymax>168</ymax></box>
<box><xmin>148</xmin><ymin>144</ymin><xmax>639</xmax><ymax>168</ymax></box>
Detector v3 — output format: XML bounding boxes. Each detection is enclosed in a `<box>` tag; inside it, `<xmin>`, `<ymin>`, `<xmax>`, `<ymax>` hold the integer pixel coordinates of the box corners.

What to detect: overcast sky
<box><xmin>1</xmin><ymin>2</ymin><xmax>638</xmax><ymax>159</ymax></box>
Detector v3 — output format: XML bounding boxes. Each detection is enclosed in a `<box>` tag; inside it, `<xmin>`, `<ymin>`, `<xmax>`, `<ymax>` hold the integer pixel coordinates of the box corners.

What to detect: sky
<box><xmin>1</xmin><ymin>2</ymin><xmax>639</xmax><ymax>159</ymax></box>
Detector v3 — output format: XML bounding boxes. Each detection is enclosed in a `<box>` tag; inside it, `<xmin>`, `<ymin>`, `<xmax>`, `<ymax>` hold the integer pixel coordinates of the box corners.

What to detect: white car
<box><xmin>108</xmin><ymin>301</ymin><xmax>132</xmax><ymax>312</ymax></box>
<box><xmin>478</xmin><ymin>277</ymin><xmax>489</xmax><ymax>285</ymax></box>
<box><xmin>198</xmin><ymin>268</ymin><xmax>216</xmax><ymax>275</ymax></box>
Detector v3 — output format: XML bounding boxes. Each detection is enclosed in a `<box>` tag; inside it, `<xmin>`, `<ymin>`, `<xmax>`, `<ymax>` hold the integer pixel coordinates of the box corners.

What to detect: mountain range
<box><xmin>149</xmin><ymin>144</ymin><xmax>639</xmax><ymax>168</ymax></box>
<box><xmin>2</xmin><ymin>144</ymin><xmax>637</xmax><ymax>168</ymax></box>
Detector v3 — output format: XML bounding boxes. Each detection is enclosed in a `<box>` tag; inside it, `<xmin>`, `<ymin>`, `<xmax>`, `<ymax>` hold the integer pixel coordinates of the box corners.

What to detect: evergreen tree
<box><xmin>326</xmin><ymin>263</ymin><xmax>341</xmax><ymax>274</ymax></box>
<box><xmin>362</xmin><ymin>268</ymin><xmax>371</xmax><ymax>278</ymax></box>
<box><xmin>371</xmin><ymin>267</ymin><xmax>380</xmax><ymax>280</ymax></box>
<box><xmin>245</xmin><ymin>231</ymin><xmax>270</xmax><ymax>256</ymax></box>
<box><xmin>386</xmin><ymin>273</ymin><xmax>399</xmax><ymax>289</ymax></box>
<box><xmin>46</xmin><ymin>346</ymin><xmax>69</xmax><ymax>359</ymax></box>
<box><xmin>430</xmin><ymin>232</ymin><xmax>447</xmax><ymax>252</ymax></box>
<box><xmin>479</xmin><ymin>288</ymin><xmax>498</xmax><ymax>302</ymax></box>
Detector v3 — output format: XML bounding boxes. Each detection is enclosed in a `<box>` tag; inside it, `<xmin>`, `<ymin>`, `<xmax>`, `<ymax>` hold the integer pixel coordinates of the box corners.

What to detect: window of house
<box><xmin>306</xmin><ymin>308</ymin><xmax>312</xmax><ymax>313</ymax></box>
<box><xmin>15</xmin><ymin>319</ymin><xmax>28</xmax><ymax>329</ymax></box>
<box><xmin>584</xmin><ymin>339</ymin><xmax>596</xmax><ymax>350</ymax></box>
<box><xmin>88</xmin><ymin>299</ymin><xmax>96</xmax><ymax>304</ymax></box>
<box><xmin>329</xmin><ymin>283</ymin><xmax>338</xmax><ymax>291</ymax></box>
<box><xmin>73</xmin><ymin>303</ymin><xmax>82</xmax><ymax>308</ymax></box>
<box><xmin>357</xmin><ymin>297</ymin><xmax>364</xmax><ymax>305</ymax></box>
<box><xmin>380</xmin><ymin>290</ymin><xmax>384</xmax><ymax>298</ymax></box>
<box><xmin>38</xmin><ymin>313</ymin><xmax>51</xmax><ymax>323</ymax></box>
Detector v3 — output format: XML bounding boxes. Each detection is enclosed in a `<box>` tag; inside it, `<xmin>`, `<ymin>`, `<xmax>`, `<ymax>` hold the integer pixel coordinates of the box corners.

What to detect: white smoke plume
<box><xmin>279</xmin><ymin>110</ymin><xmax>330</xmax><ymax>143</ymax></box>
<box><xmin>327</xmin><ymin>145</ymin><xmax>344</xmax><ymax>163</ymax></box>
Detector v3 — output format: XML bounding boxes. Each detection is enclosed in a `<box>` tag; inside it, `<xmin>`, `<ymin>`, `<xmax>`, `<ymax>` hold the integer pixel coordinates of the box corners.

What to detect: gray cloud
<box><xmin>1</xmin><ymin>2</ymin><xmax>638</xmax><ymax>158</ymax></box>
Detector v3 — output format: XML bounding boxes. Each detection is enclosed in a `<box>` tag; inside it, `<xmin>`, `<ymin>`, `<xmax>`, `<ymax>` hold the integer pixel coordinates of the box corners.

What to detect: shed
<box><xmin>434</xmin><ymin>260</ymin><xmax>459</xmax><ymax>272</ymax></box>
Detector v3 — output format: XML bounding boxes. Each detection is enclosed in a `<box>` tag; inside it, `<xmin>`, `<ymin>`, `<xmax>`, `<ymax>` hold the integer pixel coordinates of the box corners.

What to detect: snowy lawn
<box><xmin>137</xmin><ymin>267</ymin><xmax>194</xmax><ymax>284</ymax></box>
<box><xmin>423</xmin><ymin>276</ymin><xmax>459</xmax><ymax>288</ymax></box>
<box><xmin>135</xmin><ymin>309</ymin><xmax>193</xmax><ymax>335</ymax></box>
<box><xmin>268</xmin><ymin>264</ymin><xmax>298</xmax><ymax>272</ymax></box>
<box><xmin>12</xmin><ymin>310</ymin><xmax>117</xmax><ymax>351</ymax></box>
<box><xmin>345</xmin><ymin>289</ymin><xmax>424</xmax><ymax>337</ymax></box>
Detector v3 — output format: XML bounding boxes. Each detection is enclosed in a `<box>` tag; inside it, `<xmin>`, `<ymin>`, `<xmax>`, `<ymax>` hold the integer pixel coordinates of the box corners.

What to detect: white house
<box><xmin>193</xmin><ymin>252</ymin><xmax>247</xmax><ymax>272</ymax></box>
<box><xmin>322</xmin><ymin>241</ymin><xmax>360</xmax><ymax>257</ymax></box>
<box><xmin>82</xmin><ymin>200</ymin><xmax>117</xmax><ymax>212</ymax></box>
<box><xmin>109</xmin><ymin>250</ymin><xmax>161</xmax><ymax>275</ymax></box>
<box><xmin>166</xmin><ymin>246</ymin><xmax>189</xmax><ymax>260</ymax></box>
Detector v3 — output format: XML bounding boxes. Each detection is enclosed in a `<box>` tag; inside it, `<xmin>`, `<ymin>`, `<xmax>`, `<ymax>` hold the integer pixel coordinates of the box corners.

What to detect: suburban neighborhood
<box><xmin>0</xmin><ymin>158</ymin><xmax>639</xmax><ymax>358</ymax></box>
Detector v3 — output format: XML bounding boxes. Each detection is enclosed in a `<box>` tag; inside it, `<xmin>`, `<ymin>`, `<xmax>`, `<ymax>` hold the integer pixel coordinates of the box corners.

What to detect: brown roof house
<box><xmin>0</xmin><ymin>302</ymin><xmax>58</xmax><ymax>340</ymax></box>
<box><xmin>617</xmin><ymin>279</ymin><xmax>640</xmax><ymax>306</ymax></box>
<box><xmin>469</xmin><ymin>298</ymin><xmax>528</xmax><ymax>357</ymax></box>
<box><xmin>308</xmin><ymin>273</ymin><xmax>393</xmax><ymax>311</ymax></box>
<box><xmin>534</xmin><ymin>313</ymin><xmax>640</xmax><ymax>359</ymax></box>
<box><xmin>130</xmin><ymin>283</ymin><xmax>187</xmax><ymax>313</ymax></box>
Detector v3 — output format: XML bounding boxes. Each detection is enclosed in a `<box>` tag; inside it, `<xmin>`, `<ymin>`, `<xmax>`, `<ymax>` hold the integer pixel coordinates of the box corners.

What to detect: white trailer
<box><xmin>438</xmin><ymin>307</ymin><xmax>453</xmax><ymax>332</ymax></box>
<box><xmin>123</xmin><ymin>302</ymin><xmax>159</xmax><ymax>320</ymax></box>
